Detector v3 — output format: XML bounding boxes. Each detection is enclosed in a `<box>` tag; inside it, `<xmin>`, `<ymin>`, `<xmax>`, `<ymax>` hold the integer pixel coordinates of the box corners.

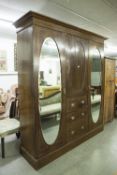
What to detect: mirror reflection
<box><xmin>38</xmin><ymin>37</ymin><xmax>61</xmax><ymax>144</ymax></box>
<box><xmin>90</xmin><ymin>48</ymin><xmax>101</xmax><ymax>123</ymax></box>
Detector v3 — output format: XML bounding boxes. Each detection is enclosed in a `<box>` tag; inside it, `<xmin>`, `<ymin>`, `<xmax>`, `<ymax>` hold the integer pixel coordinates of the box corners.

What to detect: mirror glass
<box><xmin>38</xmin><ymin>37</ymin><xmax>61</xmax><ymax>144</ymax></box>
<box><xmin>90</xmin><ymin>48</ymin><xmax>101</xmax><ymax>123</ymax></box>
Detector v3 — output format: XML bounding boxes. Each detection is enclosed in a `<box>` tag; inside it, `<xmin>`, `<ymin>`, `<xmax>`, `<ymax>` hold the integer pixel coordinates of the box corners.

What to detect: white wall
<box><xmin>0</xmin><ymin>37</ymin><xmax>18</xmax><ymax>91</ymax></box>
<box><xmin>0</xmin><ymin>73</ymin><xmax>18</xmax><ymax>91</ymax></box>
<box><xmin>40</xmin><ymin>59</ymin><xmax>61</xmax><ymax>86</ymax></box>
<box><xmin>0</xmin><ymin>38</ymin><xmax>16</xmax><ymax>71</ymax></box>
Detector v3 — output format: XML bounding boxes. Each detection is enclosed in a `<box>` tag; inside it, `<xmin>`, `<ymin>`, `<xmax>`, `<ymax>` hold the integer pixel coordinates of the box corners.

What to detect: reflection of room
<box><xmin>39</xmin><ymin>38</ymin><xmax>62</xmax><ymax>145</ymax></box>
<box><xmin>39</xmin><ymin>39</ymin><xmax>61</xmax><ymax>98</ymax></box>
<box><xmin>39</xmin><ymin>58</ymin><xmax>61</xmax><ymax>97</ymax></box>
<box><xmin>91</xmin><ymin>86</ymin><xmax>101</xmax><ymax>123</ymax></box>
<box><xmin>90</xmin><ymin>49</ymin><xmax>102</xmax><ymax>123</ymax></box>
<box><xmin>40</xmin><ymin>59</ymin><xmax>61</xmax><ymax>86</ymax></box>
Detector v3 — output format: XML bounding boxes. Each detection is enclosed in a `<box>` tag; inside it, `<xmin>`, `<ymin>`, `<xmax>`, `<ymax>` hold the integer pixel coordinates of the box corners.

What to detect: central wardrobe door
<box><xmin>38</xmin><ymin>37</ymin><xmax>62</xmax><ymax>145</ymax></box>
<box><xmin>66</xmin><ymin>36</ymin><xmax>87</xmax><ymax>97</ymax></box>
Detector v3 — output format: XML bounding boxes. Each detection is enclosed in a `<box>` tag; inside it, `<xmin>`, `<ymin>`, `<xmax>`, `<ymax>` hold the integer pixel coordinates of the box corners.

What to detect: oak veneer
<box><xmin>14</xmin><ymin>11</ymin><xmax>105</xmax><ymax>169</ymax></box>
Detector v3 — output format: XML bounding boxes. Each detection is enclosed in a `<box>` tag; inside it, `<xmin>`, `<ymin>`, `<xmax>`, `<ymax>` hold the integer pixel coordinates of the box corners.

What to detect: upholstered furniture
<box><xmin>0</xmin><ymin>88</ymin><xmax>8</xmax><ymax>115</ymax></box>
<box><xmin>39</xmin><ymin>85</ymin><xmax>60</xmax><ymax>98</ymax></box>
<box><xmin>0</xmin><ymin>85</ymin><xmax>18</xmax><ymax>120</ymax></box>
<box><xmin>40</xmin><ymin>91</ymin><xmax>61</xmax><ymax>117</ymax></box>
<box><xmin>0</xmin><ymin>118</ymin><xmax>20</xmax><ymax>158</ymax></box>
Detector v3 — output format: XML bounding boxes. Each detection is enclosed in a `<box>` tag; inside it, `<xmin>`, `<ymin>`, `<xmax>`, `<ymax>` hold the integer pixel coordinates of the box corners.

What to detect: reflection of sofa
<box><xmin>39</xmin><ymin>85</ymin><xmax>60</xmax><ymax>98</ymax></box>
<box><xmin>39</xmin><ymin>91</ymin><xmax>61</xmax><ymax>117</ymax></box>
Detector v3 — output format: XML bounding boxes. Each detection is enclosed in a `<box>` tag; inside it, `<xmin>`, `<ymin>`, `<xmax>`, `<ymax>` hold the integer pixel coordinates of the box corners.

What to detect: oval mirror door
<box><xmin>90</xmin><ymin>48</ymin><xmax>102</xmax><ymax>123</ymax></box>
<box><xmin>38</xmin><ymin>37</ymin><xmax>62</xmax><ymax>144</ymax></box>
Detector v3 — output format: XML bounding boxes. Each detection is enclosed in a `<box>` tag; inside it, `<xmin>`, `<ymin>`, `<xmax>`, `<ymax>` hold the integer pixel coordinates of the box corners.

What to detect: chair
<box><xmin>0</xmin><ymin>88</ymin><xmax>9</xmax><ymax>119</ymax></box>
<box><xmin>0</xmin><ymin>84</ymin><xmax>19</xmax><ymax>120</ymax></box>
<box><xmin>0</xmin><ymin>118</ymin><xmax>20</xmax><ymax>158</ymax></box>
<box><xmin>0</xmin><ymin>85</ymin><xmax>20</xmax><ymax>158</ymax></box>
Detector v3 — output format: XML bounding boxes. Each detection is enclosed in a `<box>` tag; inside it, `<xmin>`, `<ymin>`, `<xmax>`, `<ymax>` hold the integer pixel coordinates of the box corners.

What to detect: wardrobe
<box><xmin>104</xmin><ymin>58</ymin><xmax>115</xmax><ymax>123</ymax></box>
<box><xmin>14</xmin><ymin>11</ymin><xmax>105</xmax><ymax>169</ymax></box>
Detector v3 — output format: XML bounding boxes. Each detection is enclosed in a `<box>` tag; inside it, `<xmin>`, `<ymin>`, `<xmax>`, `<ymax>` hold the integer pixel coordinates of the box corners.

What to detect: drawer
<box><xmin>67</xmin><ymin>96</ymin><xmax>88</xmax><ymax>112</ymax></box>
<box><xmin>79</xmin><ymin>108</ymin><xmax>88</xmax><ymax>118</ymax></box>
<box><xmin>67</xmin><ymin>99</ymin><xmax>78</xmax><ymax>112</ymax></box>
<box><xmin>67</xmin><ymin>110</ymin><xmax>88</xmax><ymax>122</ymax></box>
<box><xmin>67</xmin><ymin>112</ymin><xmax>79</xmax><ymax>122</ymax></box>
<box><xmin>78</xmin><ymin>96</ymin><xmax>88</xmax><ymax>108</ymax></box>
<box><xmin>67</xmin><ymin>118</ymin><xmax>88</xmax><ymax>140</ymax></box>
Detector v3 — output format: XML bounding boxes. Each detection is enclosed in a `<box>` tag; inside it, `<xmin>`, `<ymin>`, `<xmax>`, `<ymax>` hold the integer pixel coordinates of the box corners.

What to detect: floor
<box><xmin>0</xmin><ymin>120</ymin><xmax>117</xmax><ymax>175</ymax></box>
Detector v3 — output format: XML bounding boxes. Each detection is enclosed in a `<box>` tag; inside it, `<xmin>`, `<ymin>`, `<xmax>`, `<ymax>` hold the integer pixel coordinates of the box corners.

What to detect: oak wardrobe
<box><xmin>104</xmin><ymin>58</ymin><xmax>115</xmax><ymax>123</ymax></box>
<box><xmin>14</xmin><ymin>11</ymin><xmax>105</xmax><ymax>169</ymax></box>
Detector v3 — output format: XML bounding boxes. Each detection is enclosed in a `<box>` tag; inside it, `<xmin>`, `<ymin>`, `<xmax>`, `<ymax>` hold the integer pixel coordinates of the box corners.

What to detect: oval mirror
<box><xmin>38</xmin><ymin>37</ymin><xmax>61</xmax><ymax>144</ymax></box>
<box><xmin>90</xmin><ymin>48</ymin><xmax>101</xmax><ymax>123</ymax></box>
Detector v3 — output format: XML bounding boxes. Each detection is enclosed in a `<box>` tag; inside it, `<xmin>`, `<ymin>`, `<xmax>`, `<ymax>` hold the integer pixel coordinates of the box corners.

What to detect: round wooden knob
<box><xmin>81</xmin><ymin>112</ymin><xmax>85</xmax><ymax>116</ymax></box>
<box><xmin>71</xmin><ymin>103</ymin><xmax>75</xmax><ymax>107</ymax></box>
<box><xmin>71</xmin><ymin>116</ymin><xmax>75</xmax><ymax>120</ymax></box>
<box><xmin>71</xmin><ymin>130</ymin><xmax>75</xmax><ymax>135</ymax></box>
<box><xmin>77</xmin><ymin>65</ymin><xmax>80</xmax><ymax>69</ymax></box>
<box><xmin>81</xmin><ymin>100</ymin><xmax>85</xmax><ymax>104</ymax></box>
<box><xmin>81</xmin><ymin>126</ymin><xmax>85</xmax><ymax>130</ymax></box>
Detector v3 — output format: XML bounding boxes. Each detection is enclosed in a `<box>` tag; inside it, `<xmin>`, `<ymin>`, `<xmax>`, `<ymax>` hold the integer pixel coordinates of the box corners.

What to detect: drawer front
<box><xmin>78</xmin><ymin>96</ymin><xmax>88</xmax><ymax>108</ymax></box>
<box><xmin>67</xmin><ymin>96</ymin><xmax>88</xmax><ymax>112</ymax></box>
<box><xmin>67</xmin><ymin>112</ymin><xmax>79</xmax><ymax>122</ymax></box>
<box><xmin>79</xmin><ymin>107</ymin><xmax>88</xmax><ymax>118</ymax></box>
<box><xmin>67</xmin><ymin>99</ymin><xmax>78</xmax><ymax>112</ymax></box>
<box><xmin>67</xmin><ymin>118</ymin><xmax>88</xmax><ymax>140</ymax></box>
<box><xmin>67</xmin><ymin>109</ymin><xmax>88</xmax><ymax>122</ymax></box>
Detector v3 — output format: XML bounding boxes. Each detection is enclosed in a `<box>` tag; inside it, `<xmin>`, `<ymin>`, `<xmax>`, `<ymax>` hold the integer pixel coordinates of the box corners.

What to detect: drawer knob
<box><xmin>71</xmin><ymin>130</ymin><xmax>75</xmax><ymax>135</ymax></box>
<box><xmin>81</xmin><ymin>112</ymin><xmax>85</xmax><ymax>116</ymax></box>
<box><xmin>81</xmin><ymin>100</ymin><xmax>85</xmax><ymax>104</ymax></box>
<box><xmin>71</xmin><ymin>103</ymin><xmax>75</xmax><ymax>107</ymax></box>
<box><xmin>81</xmin><ymin>125</ymin><xmax>85</xmax><ymax>130</ymax></box>
<box><xmin>71</xmin><ymin>116</ymin><xmax>75</xmax><ymax>120</ymax></box>
<box><xmin>77</xmin><ymin>65</ymin><xmax>80</xmax><ymax>69</ymax></box>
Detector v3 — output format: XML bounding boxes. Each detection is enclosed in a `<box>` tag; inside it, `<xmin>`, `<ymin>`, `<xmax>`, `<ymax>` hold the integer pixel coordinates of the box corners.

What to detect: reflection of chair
<box><xmin>91</xmin><ymin>95</ymin><xmax>101</xmax><ymax>105</ymax></box>
<box><xmin>90</xmin><ymin>86</ymin><xmax>101</xmax><ymax>105</ymax></box>
<box><xmin>40</xmin><ymin>91</ymin><xmax>61</xmax><ymax>117</ymax></box>
<box><xmin>91</xmin><ymin>85</ymin><xmax>101</xmax><ymax>95</ymax></box>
